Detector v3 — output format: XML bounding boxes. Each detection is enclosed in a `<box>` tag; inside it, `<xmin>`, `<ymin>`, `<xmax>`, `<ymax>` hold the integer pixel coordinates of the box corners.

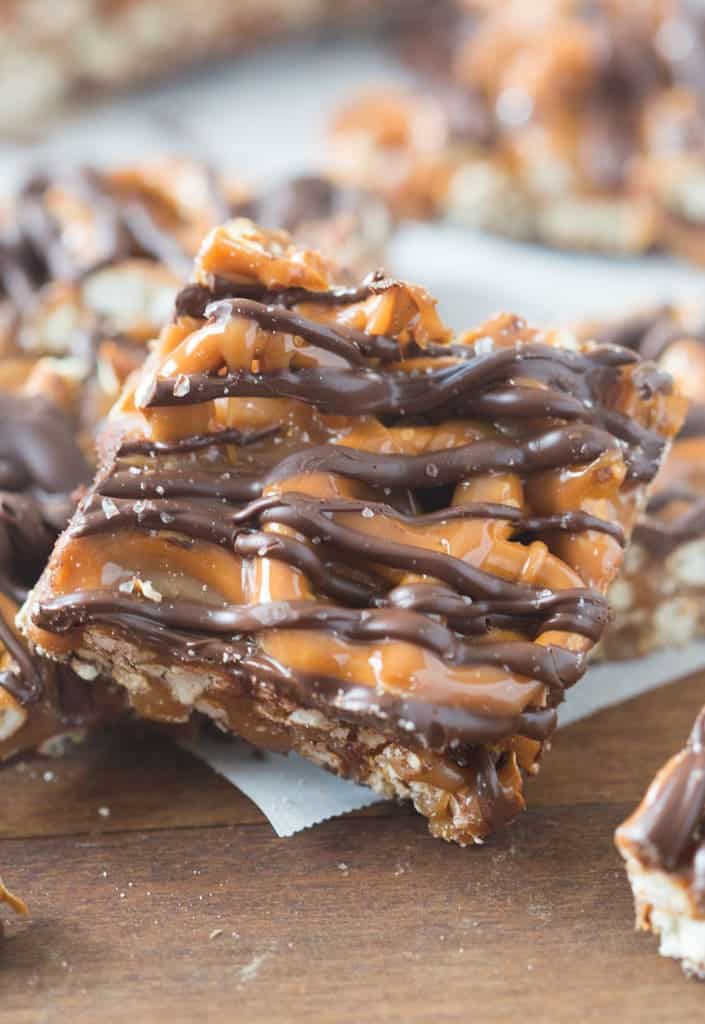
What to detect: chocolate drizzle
<box><xmin>29</xmin><ymin>262</ymin><xmax>676</xmax><ymax>757</ymax></box>
<box><xmin>174</xmin><ymin>269</ymin><xmax>400</xmax><ymax>321</ymax></box>
<box><xmin>617</xmin><ymin>707</ymin><xmax>705</xmax><ymax>907</ymax></box>
<box><xmin>147</xmin><ymin>295</ymin><xmax>671</xmax><ymax>483</ymax></box>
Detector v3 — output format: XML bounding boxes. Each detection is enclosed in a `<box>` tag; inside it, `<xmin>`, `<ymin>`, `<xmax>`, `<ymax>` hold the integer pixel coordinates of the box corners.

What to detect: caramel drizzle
<box><xmin>618</xmin><ymin>708</ymin><xmax>705</xmax><ymax>906</ymax></box>
<box><xmin>69</xmin><ymin>488</ymin><xmax>613</xmax><ymax>651</ymax></box>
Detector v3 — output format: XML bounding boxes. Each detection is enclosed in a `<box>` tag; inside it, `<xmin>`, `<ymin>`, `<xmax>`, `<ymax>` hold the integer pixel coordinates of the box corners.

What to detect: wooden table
<box><xmin>1</xmin><ymin>671</ymin><xmax>704</xmax><ymax>1023</ymax></box>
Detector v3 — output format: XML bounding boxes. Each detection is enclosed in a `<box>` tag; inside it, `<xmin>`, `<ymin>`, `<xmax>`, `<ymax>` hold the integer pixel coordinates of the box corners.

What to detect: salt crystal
<box><xmin>172</xmin><ymin>374</ymin><xmax>191</xmax><ymax>398</ymax></box>
<box><xmin>473</xmin><ymin>335</ymin><xmax>495</xmax><ymax>354</ymax></box>
<box><xmin>101</xmin><ymin>497</ymin><xmax>119</xmax><ymax>520</ymax></box>
<box><xmin>140</xmin><ymin>580</ymin><xmax>163</xmax><ymax>603</ymax></box>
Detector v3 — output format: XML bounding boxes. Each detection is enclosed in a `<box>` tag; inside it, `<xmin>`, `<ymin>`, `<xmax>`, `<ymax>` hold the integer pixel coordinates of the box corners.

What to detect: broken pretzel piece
<box><xmin>617</xmin><ymin>707</ymin><xmax>705</xmax><ymax>980</ymax></box>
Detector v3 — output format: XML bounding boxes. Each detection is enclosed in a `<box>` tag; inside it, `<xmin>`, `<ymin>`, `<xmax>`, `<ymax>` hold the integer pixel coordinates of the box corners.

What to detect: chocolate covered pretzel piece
<box><xmin>616</xmin><ymin>707</ymin><xmax>705</xmax><ymax>979</ymax></box>
<box><xmin>22</xmin><ymin>218</ymin><xmax>684</xmax><ymax>844</ymax></box>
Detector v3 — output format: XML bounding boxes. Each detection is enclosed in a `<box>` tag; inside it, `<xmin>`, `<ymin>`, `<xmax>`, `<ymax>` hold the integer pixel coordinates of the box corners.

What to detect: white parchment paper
<box><xmin>5</xmin><ymin>35</ymin><xmax>701</xmax><ymax>834</ymax></box>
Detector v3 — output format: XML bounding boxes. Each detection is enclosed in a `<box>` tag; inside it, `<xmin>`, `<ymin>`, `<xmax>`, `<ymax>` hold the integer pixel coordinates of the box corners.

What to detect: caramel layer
<box><xmin>28</xmin><ymin>220</ymin><xmax>684</xmax><ymax>767</ymax></box>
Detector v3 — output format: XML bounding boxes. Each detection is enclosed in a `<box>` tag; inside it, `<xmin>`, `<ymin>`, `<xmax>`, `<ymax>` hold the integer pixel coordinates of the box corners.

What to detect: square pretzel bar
<box><xmin>23</xmin><ymin>218</ymin><xmax>684</xmax><ymax>844</ymax></box>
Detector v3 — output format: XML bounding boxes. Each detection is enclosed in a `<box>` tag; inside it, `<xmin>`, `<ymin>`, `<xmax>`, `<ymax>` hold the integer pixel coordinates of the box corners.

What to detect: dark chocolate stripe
<box><xmin>0</xmin><ymin>393</ymin><xmax>89</xmax><ymax>496</ymax></box>
<box><xmin>0</xmin><ymin>390</ymin><xmax>91</xmax><ymax>706</ymax></box>
<box><xmin>635</xmin><ymin>493</ymin><xmax>705</xmax><ymax>555</ymax></box>
<box><xmin>117</xmin><ymin>424</ymin><xmax>281</xmax><ymax>457</ymax></box>
<box><xmin>680</xmin><ymin>405</ymin><xmax>705</xmax><ymax>440</ymax></box>
<box><xmin>100</xmin><ymin>424</ymin><xmax>617</xmax><ymax>505</ymax></box>
<box><xmin>71</xmin><ymin>490</ymin><xmax>611</xmax><ymax>639</ymax></box>
<box><xmin>137</xmin><ymin>339</ymin><xmax>666</xmax><ymax>481</ymax></box>
<box><xmin>234</xmin><ymin>532</ymin><xmax>378</xmax><ymax>606</ymax></box>
<box><xmin>99</xmin><ymin>468</ymin><xmax>261</xmax><ymax>503</ymax></box>
<box><xmin>140</xmin><ymin>364</ymin><xmax>597</xmax><ymax>419</ymax></box>
<box><xmin>0</xmin><ymin>163</ymin><xmax>231</xmax><ymax>309</ymax></box>
<box><xmin>244</xmin><ymin>652</ymin><xmax>557</xmax><ymax>752</ymax></box>
<box><xmin>140</xmin><ymin>342</ymin><xmax>637</xmax><ymax>412</ymax></box>
<box><xmin>254</xmin><ymin>494</ymin><xmax>592</xmax><ymax>604</ymax></box>
<box><xmin>266</xmin><ymin>426</ymin><xmax>619</xmax><ymax>487</ymax></box>
<box><xmin>385</xmin><ymin>580</ymin><xmax>609</xmax><ymax>641</ymax></box>
<box><xmin>174</xmin><ymin>270</ymin><xmax>399</xmax><ymax>320</ymax></box>
<box><xmin>207</xmin><ymin>297</ymin><xmax>401</xmax><ymax>363</ymax></box>
<box><xmin>84</xmin><ymin>490</ymin><xmax>625</xmax><ymax>543</ymax></box>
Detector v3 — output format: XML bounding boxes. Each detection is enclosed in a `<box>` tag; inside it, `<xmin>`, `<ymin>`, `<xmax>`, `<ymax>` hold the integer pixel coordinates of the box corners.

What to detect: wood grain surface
<box><xmin>1</xmin><ymin>671</ymin><xmax>704</xmax><ymax>1023</ymax></box>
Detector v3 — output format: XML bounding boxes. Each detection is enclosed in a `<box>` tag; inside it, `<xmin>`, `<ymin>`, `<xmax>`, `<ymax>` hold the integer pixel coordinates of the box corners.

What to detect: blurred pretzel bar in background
<box><xmin>0</xmin><ymin>367</ymin><xmax>125</xmax><ymax>766</ymax></box>
<box><xmin>329</xmin><ymin>0</ymin><xmax>705</xmax><ymax>262</ymax></box>
<box><xmin>0</xmin><ymin>159</ymin><xmax>390</xmax><ymax>448</ymax></box>
<box><xmin>616</xmin><ymin>706</ymin><xmax>705</xmax><ymax>979</ymax></box>
<box><xmin>577</xmin><ymin>304</ymin><xmax>705</xmax><ymax>659</ymax></box>
<box><xmin>0</xmin><ymin>0</ymin><xmax>439</xmax><ymax>135</ymax></box>
<box><xmin>21</xmin><ymin>218</ymin><xmax>684</xmax><ymax>844</ymax></box>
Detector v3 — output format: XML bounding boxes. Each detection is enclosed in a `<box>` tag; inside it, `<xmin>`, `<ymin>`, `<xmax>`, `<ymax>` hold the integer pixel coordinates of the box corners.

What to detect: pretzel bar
<box><xmin>0</xmin><ymin>379</ymin><xmax>125</xmax><ymax>763</ymax></box>
<box><xmin>616</xmin><ymin>708</ymin><xmax>705</xmax><ymax>979</ymax></box>
<box><xmin>22</xmin><ymin>218</ymin><xmax>684</xmax><ymax>844</ymax></box>
<box><xmin>329</xmin><ymin>0</ymin><xmax>705</xmax><ymax>263</ymax></box>
<box><xmin>0</xmin><ymin>0</ymin><xmax>424</xmax><ymax>135</ymax></box>
<box><xmin>578</xmin><ymin>304</ymin><xmax>705</xmax><ymax>659</ymax></box>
